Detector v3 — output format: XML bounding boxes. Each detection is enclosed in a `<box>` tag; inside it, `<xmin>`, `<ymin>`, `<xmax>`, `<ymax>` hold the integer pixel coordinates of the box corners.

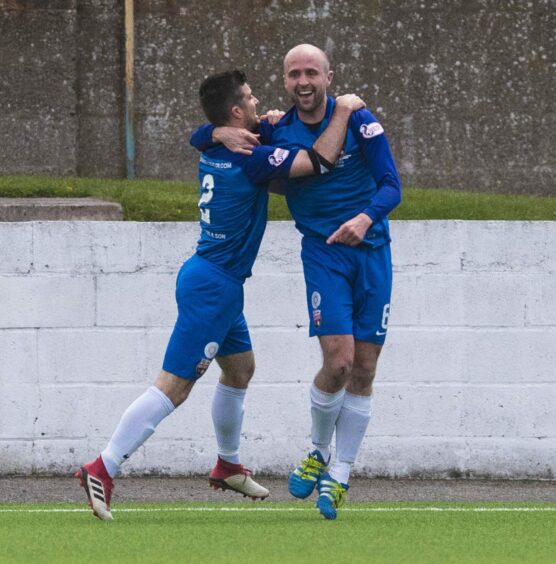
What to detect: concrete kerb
<box><xmin>0</xmin><ymin>198</ymin><xmax>123</xmax><ymax>221</ymax></box>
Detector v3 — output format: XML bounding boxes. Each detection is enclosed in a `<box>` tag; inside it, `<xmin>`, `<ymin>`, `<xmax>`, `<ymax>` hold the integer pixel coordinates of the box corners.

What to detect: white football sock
<box><xmin>101</xmin><ymin>386</ymin><xmax>175</xmax><ymax>478</ymax></box>
<box><xmin>328</xmin><ymin>461</ymin><xmax>351</xmax><ymax>485</ymax></box>
<box><xmin>310</xmin><ymin>383</ymin><xmax>345</xmax><ymax>463</ymax></box>
<box><xmin>329</xmin><ymin>392</ymin><xmax>371</xmax><ymax>484</ymax></box>
<box><xmin>211</xmin><ymin>382</ymin><xmax>246</xmax><ymax>464</ymax></box>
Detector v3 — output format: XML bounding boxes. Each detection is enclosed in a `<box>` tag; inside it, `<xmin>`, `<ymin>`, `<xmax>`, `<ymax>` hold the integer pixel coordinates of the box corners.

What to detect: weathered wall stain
<box><xmin>0</xmin><ymin>0</ymin><xmax>553</xmax><ymax>194</ymax></box>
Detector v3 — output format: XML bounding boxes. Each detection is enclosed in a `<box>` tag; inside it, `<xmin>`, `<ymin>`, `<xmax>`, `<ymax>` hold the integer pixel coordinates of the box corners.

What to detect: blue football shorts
<box><xmin>162</xmin><ymin>254</ymin><xmax>252</xmax><ymax>380</ymax></box>
<box><xmin>301</xmin><ymin>237</ymin><xmax>392</xmax><ymax>345</ymax></box>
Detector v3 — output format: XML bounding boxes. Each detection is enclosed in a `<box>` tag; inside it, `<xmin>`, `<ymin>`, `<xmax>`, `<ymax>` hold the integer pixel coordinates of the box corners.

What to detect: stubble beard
<box><xmin>291</xmin><ymin>88</ymin><xmax>326</xmax><ymax>120</ymax></box>
<box><xmin>245</xmin><ymin>112</ymin><xmax>260</xmax><ymax>132</ymax></box>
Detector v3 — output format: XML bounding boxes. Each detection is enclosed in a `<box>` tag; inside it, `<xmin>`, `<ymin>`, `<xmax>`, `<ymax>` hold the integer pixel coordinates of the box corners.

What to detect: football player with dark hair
<box><xmin>75</xmin><ymin>68</ymin><xmax>365</xmax><ymax>521</ymax></box>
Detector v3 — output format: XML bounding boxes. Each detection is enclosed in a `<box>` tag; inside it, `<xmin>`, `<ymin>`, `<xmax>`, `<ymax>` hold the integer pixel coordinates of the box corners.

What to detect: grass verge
<box><xmin>0</xmin><ymin>175</ymin><xmax>554</xmax><ymax>221</ymax></box>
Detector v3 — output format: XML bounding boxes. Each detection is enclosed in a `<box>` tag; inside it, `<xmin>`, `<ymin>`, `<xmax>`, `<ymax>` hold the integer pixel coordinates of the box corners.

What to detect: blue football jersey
<box><xmin>195</xmin><ymin>144</ymin><xmax>298</xmax><ymax>281</ymax></box>
<box><xmin>270</xmin><ymin>96</ymin><xmax>401</xmax><ymax>247</ymax></box>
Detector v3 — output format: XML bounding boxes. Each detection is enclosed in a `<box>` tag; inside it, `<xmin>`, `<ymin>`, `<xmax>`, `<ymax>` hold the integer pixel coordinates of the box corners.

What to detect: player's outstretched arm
<box><xmin>289</xmin><ymin>94</ymin><xmax>366</xmax><ymax>177</ymax></box>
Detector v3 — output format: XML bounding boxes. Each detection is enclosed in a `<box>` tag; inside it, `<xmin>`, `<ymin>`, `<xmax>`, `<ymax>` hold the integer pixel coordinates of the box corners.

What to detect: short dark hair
<box><xmin>199</xmin><ymin>70</ymin><xmax>247</xmax><ymax>126</ymax></box>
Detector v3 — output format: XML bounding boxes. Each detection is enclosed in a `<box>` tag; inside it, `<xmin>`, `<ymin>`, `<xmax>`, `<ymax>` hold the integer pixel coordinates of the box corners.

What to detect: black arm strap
<box><xmin>307</xmin><ymin>148</ymin><xmax>336</xmax><ymax>175</ymax></box>
<box><xmin>306</xmin><ymin>148</ymin><xmax>322</xmax><ymax>176</ymax></box>
<box><xmin>315</xmin><ymin>151</ymin><xmax>335</xmax><ymax>172</ymax></box>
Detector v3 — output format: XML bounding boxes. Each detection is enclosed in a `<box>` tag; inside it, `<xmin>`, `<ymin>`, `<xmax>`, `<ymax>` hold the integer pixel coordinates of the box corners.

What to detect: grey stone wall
<box><xmin>0</xmin><ymin>1</ymin><xmax>78</xmax><ymax>176</ymax></box>
<box><xmin>0</xmin><ymin>0</ymin><xmax>554</xmax><ymax>194</ymax></box>
<box><xmin>75</xmin><ymin>0</ymin><xmax>124</xmax><ymax>177</ymax></box>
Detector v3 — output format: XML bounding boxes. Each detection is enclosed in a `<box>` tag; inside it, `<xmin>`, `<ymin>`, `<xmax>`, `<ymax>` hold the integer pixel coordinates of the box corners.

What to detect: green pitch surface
<box><xmin>1</xmin><ymin>502</ymin><xmax>555</xmax><ymax>563</ymax></box>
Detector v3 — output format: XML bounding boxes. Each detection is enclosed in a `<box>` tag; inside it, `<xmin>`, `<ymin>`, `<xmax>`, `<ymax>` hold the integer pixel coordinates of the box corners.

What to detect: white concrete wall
<box><xmin>1</xmin><ymin>221</ymin><xmax>555</xmax><ymax>478</ymax></box>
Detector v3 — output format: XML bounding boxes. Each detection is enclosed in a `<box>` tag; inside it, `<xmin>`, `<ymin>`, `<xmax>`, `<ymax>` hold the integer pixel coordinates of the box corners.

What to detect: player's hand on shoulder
<box><xmin>326</xmin><ymin>213</ymin><xmax>372</xmax><ymax>246</ymax></box>
<box><xmin>214</xmin><ymin>126</ymin><xmax>260</xmax><ymax>155</ymax></box>
<box><xmin>260</xmin><ymin>109</ymin><xmax>285</xmax><ymax>125</ymax></box>
<box><xmin>335</xmin><ymin>94</ymin><xmax>366</xmax><ymax>113</ymax></box>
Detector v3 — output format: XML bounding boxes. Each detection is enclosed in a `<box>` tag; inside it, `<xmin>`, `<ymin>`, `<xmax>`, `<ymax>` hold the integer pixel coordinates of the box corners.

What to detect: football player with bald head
<box><xmin>191</xmin><ymin>43</ymin><xmax>402</xmax><ymax>520</ymax></box>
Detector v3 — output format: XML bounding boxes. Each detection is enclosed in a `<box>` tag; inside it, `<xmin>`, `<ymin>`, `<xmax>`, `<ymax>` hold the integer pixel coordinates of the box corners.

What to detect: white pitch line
<box><xmin>0</xmin><ymin>506</ymin><xmax>555</xmax><ymax>514</ymax></box>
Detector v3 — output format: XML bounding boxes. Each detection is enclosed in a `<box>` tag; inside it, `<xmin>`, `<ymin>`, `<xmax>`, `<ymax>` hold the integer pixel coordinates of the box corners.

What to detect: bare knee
<box><xmin>347</xmin><ymin>342</ymin><xmax>382</xmax><ymax>395</ymax></box>
<box><xmin>154</xmin><ymin>370</ymin><xmax>195</xmax><ymax>407</ymax></box>
<box><xmin>348</xmin><ymin>367</ymin><xmax>375</xmax><ymax>396</ymax></box>
<box><xmin>217</xmin><ymin>351</ymin><xmax>255</xmax><ymax>389</ymax></box>
<box><xmin>354</xmin><ymin>353</ymin><xmax>378</xmax><ymax>375</ymax></box>
<box><xmin>315</xmin><ymin>336</ymin><xmax>354</xmax><ymax>393</ymax></box>
<box><xmin>220</xmin><ymin>364</ymin><xmax>254</xmax><ymax>388</ymax></box>
<box><xmin>327</xmin><ymin>351</ymin><xmax>354</xmax><ymax>380</ymax></box>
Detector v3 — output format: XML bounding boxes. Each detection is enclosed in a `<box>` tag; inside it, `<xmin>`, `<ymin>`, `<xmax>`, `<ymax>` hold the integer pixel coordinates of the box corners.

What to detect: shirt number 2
<box><xmin>199</xmin><ymin>174</ymin><xmax>214</xmax><ymax>224</ymax></box>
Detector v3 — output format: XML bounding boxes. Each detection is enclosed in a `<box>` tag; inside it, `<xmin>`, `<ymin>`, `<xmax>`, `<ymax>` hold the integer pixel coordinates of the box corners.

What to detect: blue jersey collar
<box><xmin>281</xmin><ymin>96</ymin><xmax>336</xmax><ymax>127</ymax></box>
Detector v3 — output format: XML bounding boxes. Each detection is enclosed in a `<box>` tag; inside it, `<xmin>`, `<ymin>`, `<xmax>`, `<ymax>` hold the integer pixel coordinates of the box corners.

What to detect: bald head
<box><xmin>283</xmin><ymin>43</ymin><xmax>333</xmax><ymax>122</ymax></box>
<box><xmin>283</xmin><ymin>44</ymin><xmax>330</xmax><ymax>74</ymax></box>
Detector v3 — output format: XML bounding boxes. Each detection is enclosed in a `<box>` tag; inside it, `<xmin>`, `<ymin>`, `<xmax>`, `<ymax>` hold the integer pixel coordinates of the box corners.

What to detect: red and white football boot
<box><xmin>75</xmin><ymin>456</ymin><xmax>114</xmax><ymax>521</ymax></box>
<box><xmin>209</xmin><ymin>456</ymin><xmax>269</xmax><ymax>500</ymax></box>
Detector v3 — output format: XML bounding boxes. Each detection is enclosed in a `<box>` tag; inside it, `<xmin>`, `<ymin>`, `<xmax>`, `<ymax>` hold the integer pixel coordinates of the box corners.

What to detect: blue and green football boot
<box><xmin>316</xmin><ymin>472</ymin><xmax>349</xmax><ymax>520</ymax></box>
<box><xmin>287</xmin><ymin>450</ymin><xmax>327</xmax><ymax>499</ymax></box>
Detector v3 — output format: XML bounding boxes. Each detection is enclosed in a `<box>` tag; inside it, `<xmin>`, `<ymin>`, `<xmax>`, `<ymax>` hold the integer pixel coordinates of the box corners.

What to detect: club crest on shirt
<box><xmin>268</xmin><ymin>148</ymin><xmax>290</xmax><ymax>166</ymax></box>
<box><xmin>312</xmin><ymin>309</ymin><xmax>322</xmax><ymax>327</ymax></box>
<box><xmin>196</xmin><ymin>358</ymin><xmax>212</xmax><ymax>377</ymax></box>
<box><xmin>360</xmin><ymin>122</ymin><xmax>384</xmax><ymax>139</ymax></box>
